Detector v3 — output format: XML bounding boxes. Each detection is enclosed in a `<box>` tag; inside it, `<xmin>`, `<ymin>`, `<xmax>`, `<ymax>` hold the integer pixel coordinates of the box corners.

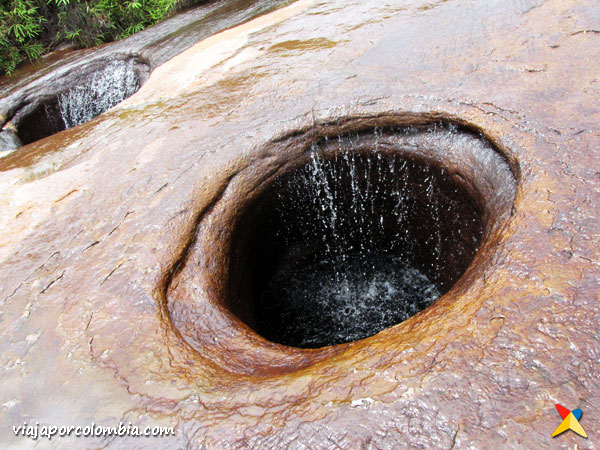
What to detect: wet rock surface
<box><xmin>0</xmin><ymin>0</ymin><xmax>290</xmax><ymax>147</ymax></box>
<box><xmin>0</xmin><ymin>0</ymin><xmax>599</xmax><ymax>448</ymax></box>
<box><xmin>0</xmin><ymin>126</ymin><xmax>21</xmax><ymax>156</ymax></box>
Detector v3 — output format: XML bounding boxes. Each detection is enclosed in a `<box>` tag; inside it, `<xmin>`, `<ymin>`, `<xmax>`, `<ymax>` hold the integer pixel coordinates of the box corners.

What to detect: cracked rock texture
<box><xmin>1</xmin><ymin>0</ymin><xmax>599</xmax><ymax>448</ymax></box>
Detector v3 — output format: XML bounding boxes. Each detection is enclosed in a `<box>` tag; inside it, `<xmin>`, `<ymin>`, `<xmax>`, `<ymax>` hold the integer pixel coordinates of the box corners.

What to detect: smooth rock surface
<box><xmin>0</xmin><ymin>127</ymin><xmax>21</xmax><ymax>156</ymax></box>
<box><xmin>0</xmin><ymin>0</ymin><xmax>290</xmax><ymax>146</ymax></box>
<box><xmin>0</xmin><ymin>0</ymin><xmax>599</xmax><ymax>448</ymax></box>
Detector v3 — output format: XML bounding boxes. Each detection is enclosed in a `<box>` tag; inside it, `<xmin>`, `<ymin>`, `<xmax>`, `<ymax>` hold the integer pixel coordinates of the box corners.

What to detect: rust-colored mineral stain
<box><xmin>268</xmin><ymin>38</ymin><xmax>340</xmax><ymax>53</ymax></box>
<box><xmin>1</xmin><ymin>0</ymin><xmax>599</xmax><ymax>448</ymax></box>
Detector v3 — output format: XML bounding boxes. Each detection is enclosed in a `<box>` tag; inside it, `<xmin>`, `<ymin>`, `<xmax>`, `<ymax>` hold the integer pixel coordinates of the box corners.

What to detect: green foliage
<box><xmin>0</xmin><ymin>0</ymin><xmax>198</xmax><ymax>75</ymax></box>
<box><xmin>1</xmin><ymin>0</ymin><xmax>45</xmax><ymax>74</ymax></box>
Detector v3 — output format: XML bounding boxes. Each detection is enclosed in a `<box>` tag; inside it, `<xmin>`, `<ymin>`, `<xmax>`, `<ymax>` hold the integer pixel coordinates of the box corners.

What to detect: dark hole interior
<box><xmin>18</xmin><ymin>97</ymin><xmax>66</xmax><ymax>145</ymax></box>
<box><xmin>17</xmin><ymin>58</ymin><xmax>143</xmax><ymax>145</ymax></box>
<box><xmin>228</xmin><ymin>144</ymin><xmax>484</xmax><ymax>349</ymax></box>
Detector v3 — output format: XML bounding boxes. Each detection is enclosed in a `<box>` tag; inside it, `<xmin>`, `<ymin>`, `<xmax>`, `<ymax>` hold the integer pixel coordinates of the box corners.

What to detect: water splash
<box><xmin>264</xmin><ymin>254</ymin><xmax>440</xmax><ymax>348</ymax></box>
<box><xmin>58</xmin><ymin>59</ymin><xmax>140</xmax><ymax>128</ymax></box>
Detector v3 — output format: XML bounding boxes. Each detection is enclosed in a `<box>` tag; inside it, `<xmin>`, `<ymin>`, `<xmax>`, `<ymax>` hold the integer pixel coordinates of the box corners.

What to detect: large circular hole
<box><xmin>166</xmin><ymin>120</ymin><xmax>517</xmax><ymax>371</ymax></box>
<box><xmin>225</xmin><ymin>124</ymin><xmax>515</xmax><ymax>349</ymax></box>
<box><xmin>240</xmin><ymin>152</ymin><xmax>481</xmax><ymax>348</ymax></box>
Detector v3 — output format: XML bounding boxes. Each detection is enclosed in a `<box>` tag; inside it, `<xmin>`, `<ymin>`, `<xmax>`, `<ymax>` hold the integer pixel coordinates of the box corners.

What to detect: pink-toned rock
<box><xmin>0</xmin><ymin>0</ymin><xmax>599</xmax><ymax>448</ymax></box>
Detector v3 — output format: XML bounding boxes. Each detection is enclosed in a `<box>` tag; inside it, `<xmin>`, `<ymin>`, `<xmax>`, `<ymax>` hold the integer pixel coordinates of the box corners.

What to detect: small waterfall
<box><xmin>273</xmin><ymin>129</ymin><xmax>443</xmax><ymax>269</ymax></box>
<box><xmin>58</xmin><ymin>59</ymin><xmax>140</xmax><ymax>129</ymax></box>
<box><xmin>258</xmin><ymin>127</ymin><xmax>484</xmax><ymax>347</ymax></box>
<box><xmin>227</xmin><ymin>123</ymin><xmax>511</xmax><ymax>349</ymax></box>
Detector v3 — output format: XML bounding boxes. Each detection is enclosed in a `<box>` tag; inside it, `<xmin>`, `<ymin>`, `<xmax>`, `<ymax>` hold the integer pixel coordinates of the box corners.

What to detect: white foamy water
<box><xmin>264</xmin><ymin>254</ymin><xmax>440</xmax><ymax>348</ymax></box>
<box><xmin>59</xmin><ymin>59</ymin><xmax>140</xmax><ymax>128</ymax></box>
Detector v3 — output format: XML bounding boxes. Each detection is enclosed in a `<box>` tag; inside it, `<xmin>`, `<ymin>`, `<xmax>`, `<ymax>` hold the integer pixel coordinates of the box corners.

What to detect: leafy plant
<box><xmin>0</xmin><ymin>0</ymin><xmax>46</xmax><ymax>74</ymax></box>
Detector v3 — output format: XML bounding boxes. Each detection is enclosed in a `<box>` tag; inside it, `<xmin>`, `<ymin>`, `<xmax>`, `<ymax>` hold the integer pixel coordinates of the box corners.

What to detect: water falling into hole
<box><xmin>17</xmin><ymin>58</ymin><xmax>145</xmax><ymax>145</ymax></box>
<box><xmin>58</xmin><ymin>59</ymin><xmax>140</xmax><ymax>129</ymax></box>
<box><xmin>228</xmin><ymin>127</ymin><xmax>486</xmax><ymax>348</ymax></box>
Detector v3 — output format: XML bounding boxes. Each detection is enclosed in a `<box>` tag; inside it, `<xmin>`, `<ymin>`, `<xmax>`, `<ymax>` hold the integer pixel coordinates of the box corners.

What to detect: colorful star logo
<box><xmin>552</xmin><ymin>404</ymin><xmax>587</xmax><ymax>439</ymax></box>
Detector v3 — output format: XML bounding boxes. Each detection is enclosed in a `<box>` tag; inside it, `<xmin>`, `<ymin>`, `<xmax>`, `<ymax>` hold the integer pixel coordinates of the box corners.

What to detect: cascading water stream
<box><xmin>216</xmin><ymin>121</ymin><xmax>522</xmax><ymax>353</ymax></box>
<box><xmin>244</xmin><ymin>127</ymin><xmax>483</xmax><ymax>348</ymax></box>
<box><xmin>58</xmin><ymin>59</ymin><xmax>140</xmax><ymax>129</ymax></box>
<box><xmin>15</xmin><ymin>57</ymin><xmax>144</xmax><ymax>145</ymax></box>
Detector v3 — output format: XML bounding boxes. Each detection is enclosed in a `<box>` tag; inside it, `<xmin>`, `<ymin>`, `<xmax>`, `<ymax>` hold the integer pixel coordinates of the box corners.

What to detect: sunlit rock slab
<box><xmin>0</xmin><ymin>0</ymin><xmax>599</xmax><ymax>448</ymax></box>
